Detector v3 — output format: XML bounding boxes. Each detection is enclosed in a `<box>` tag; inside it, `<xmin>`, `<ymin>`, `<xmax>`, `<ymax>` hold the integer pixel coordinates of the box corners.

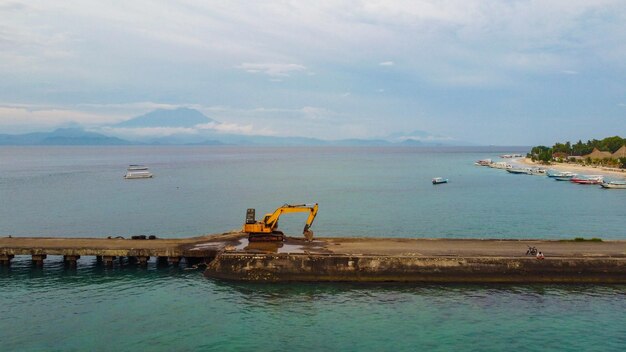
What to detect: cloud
<box><xmin>0</xmin><ymin>105</ymin><xmax>122</xmax><ymax>132</ymax></box>
<box><xmin>236</xmin><ymin>63</ymin><xmax>307</xmax><ymax>77</ymax></box>
<box><xmin>99</xmin><ymin>126</ymin><xmax>197</xmax><ymax>137</ymax></box>
<box><xmin>196</xmin><ymin>121</ymin><xmax>275</xmax><ymax>136</ymax></box>
<box><xmin>2</xmin><ymin>1</ymin><xmax>626</xmax><ymax>144</ymax></box>
<box><xmin>561</xmin><ymin>70</ymin><xmax>579</xmax><ymax>75</ymax></box>
<box><xmin>76</xmin><ymin>102</ymin><xmax>188</xmax><ymax>110</ymax></box>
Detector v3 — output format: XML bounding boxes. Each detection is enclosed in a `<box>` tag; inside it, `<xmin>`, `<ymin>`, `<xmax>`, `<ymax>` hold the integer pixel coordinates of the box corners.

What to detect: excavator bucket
<box><xmin>304</xmin><ymin>229</ymin><xmax>314</xmax><ymax>242</ymax></box>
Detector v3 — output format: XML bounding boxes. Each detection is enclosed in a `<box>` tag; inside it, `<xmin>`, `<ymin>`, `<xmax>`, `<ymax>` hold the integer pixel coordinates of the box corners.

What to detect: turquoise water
<box><xmin>1</xmin><ymin>146</ymin><xmax>626</xmax><ymax>351</ymax></box>
<box><xmin>1</xmin><ymin>146</ymin><xmax>625</xmax><ymax>238</ymax></box>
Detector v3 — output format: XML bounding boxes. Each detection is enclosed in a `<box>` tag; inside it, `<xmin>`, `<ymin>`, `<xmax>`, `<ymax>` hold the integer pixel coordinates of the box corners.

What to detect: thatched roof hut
<box><xmin>584</xmin><ymin>148</ymin><xmax>613</xmax><ymax>159</ymax></box>
<box><xmin>612</xmin><ymin>145</ymin><xmax>626</xmax><ymax>159</ymax></box>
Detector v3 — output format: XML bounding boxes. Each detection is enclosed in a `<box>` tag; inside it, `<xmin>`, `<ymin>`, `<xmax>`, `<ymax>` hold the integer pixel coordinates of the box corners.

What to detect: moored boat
<box><xmin>127</xmin><ymin>164</ymin><xmax>149</xmax><ymax>171</ymax></box>
<box><xmin>474</xmin><ymin>159</ymin><xmax>492</xmax><ymax>166</ymax></box>
<box><xmin>601</xmin><ymin>181</ymin><xmax>626</xmax><ymax>189</ymax></box>
<box><xmin>432</xmin><ymin>177</ymin><xmax>448</xmax><ymax>185</ymax></box>
<box><xmin>554</xmin><ymin>174</ymin><xmax>576</xmax><ymax>181</ymax></box>
<box><xmin>571</xmin><ymin>175</ymin><xmax>603</xmax><ymax>184</ymax></box>
<box><xmin>506</xmin><ymin>168</ymin><xmax>530</xmax><ymax>175</ymax></box>
<box><xmin>124</xmin><ymin>165</ymin><xmax>153</xmax><ymax>179</ymax></box>
<box><xmin>547</xmin><ymin>170</ymin><xmax>575</xmax><ymax>178</ymax></box>
<box><xmin>528</xmin><ymin>168</ymin><xmax>547</xmax><ymax>176</ymax></box>
<box><xmin>489</xmin><ymin>161</ymin><xmax>512</xmax><ymax>169</ymax></box>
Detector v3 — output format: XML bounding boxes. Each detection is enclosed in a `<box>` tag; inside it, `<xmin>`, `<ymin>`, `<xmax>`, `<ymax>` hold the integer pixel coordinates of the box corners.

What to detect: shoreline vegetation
<box><xmin>519</xmin><ymin>157</ymin><xmax>626</xmax><ymax>178</ymax></box>
<box><xmin>523</xmin><ymin>136</ymin><xmax>626</xmax><ymax>178</ymax></box>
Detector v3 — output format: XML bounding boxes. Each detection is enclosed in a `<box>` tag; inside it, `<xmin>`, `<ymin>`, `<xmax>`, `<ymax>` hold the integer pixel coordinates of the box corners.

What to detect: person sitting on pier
<box><xmin>536</xmin><ymin>251</ymin><xmax>545</xmax><ymax>260</ymax></box>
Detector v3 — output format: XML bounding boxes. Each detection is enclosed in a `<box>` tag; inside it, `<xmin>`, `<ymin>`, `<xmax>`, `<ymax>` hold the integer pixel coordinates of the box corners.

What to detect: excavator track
<box><xmin>248</xmin><ymin>231</ymin><xmax>284</xmax><ymax>242</ymax></box>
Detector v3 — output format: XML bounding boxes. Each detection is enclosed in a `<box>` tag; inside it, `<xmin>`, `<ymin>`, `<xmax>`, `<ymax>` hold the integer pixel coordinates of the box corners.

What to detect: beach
<box><xmin>518</xmin><ymin>157</ymin><xmax>626</xmax><ymax>179</ymax></box>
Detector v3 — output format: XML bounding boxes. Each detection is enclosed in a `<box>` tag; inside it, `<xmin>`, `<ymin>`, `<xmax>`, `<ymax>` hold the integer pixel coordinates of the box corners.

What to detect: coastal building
<box><xmin>612</xmin><ymin>145</ymin><xmax>626</xmax><ymax>159</ymax></box>
<box><xmin>584</xmin><ymin>148</ymin><xmax>613</xmax><ymax>159</ymax></box>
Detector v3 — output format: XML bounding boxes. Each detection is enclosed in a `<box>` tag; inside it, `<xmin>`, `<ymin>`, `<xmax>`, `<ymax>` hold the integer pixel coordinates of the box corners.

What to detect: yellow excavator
<box><xmin>243</xmin><ymin>203</ymin><xmax>318</xmax><ymax>242</ymax></box>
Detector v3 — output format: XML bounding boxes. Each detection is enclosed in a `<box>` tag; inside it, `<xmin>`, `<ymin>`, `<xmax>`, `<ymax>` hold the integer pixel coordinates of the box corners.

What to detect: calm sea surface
<box><xmin>1</xmin><ymin>146</ymin><xmax>625</xmax><ymax>351</ymax></box>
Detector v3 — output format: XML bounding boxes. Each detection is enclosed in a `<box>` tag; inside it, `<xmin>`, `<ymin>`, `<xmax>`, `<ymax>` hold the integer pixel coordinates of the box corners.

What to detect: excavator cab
<box><xmin>243</xmin><ymin>203</ymin><xmax>318</xmax><ymax>242</ymax></box>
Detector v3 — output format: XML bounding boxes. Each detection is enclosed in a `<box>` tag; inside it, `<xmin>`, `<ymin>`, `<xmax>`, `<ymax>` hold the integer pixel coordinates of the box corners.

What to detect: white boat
<box><xmin>475</xmin><ymin>159</ymin><xmax>492</xmax><ymax>166</ymax></box>
<box><xmin>489</xmin><ymin>162</ymin><xmax>512</xmax><ymax>169</ymax></box>
<box><xmin>528</xmin><ymin>168</ymin><xmax>547</xmax><ymax>176</ymax></box>
<box><xmin>554</xmin><ymin>174</ymin><xmax>576</xmax><ymax>181</ymax></box>
<box><xmin>601</xmin><ymin>181</ymin><xmax>626</xmax><ymax>189</ymax></box>
<box><xmin>547</xmin><ymin>170</ymin><xmax>575</xmax><ymax>178</ymax></box>
<box><xmin>507</xmin><ymin>168</ymin><xmax>530</xmax><ymax>175</ymax></box>
<box><xmin>432</xmin><ymin>177</ymin><xmax>448</xmax><ymax>185</ymax></box>
<box><xmin>124</xmin><ymin>165</ymin><xmax>153</xmax><ymax>179</ymax></box>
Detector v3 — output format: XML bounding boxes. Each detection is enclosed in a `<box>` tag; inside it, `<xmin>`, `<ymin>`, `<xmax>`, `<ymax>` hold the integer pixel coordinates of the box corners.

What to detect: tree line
<box><xmin>529</xmin><ymin>136</ymin><xmax>626</xmax><ymax>167</ymax></box>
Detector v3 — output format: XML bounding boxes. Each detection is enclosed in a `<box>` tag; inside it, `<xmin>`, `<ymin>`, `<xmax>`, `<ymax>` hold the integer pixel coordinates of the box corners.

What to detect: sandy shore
<box><xmin>517</xmin><ymin>158</ymin><xmax>626</xmax><ymax>179</ymax></box>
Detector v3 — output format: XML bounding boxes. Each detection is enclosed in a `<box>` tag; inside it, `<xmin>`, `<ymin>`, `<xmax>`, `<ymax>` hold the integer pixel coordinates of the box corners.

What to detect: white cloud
<box><xmin>197</xmin><ymin>121</ymin><xmax>275</xmax><ymax>136</ymax></box>
<box><xmin>561</xmin><ymin>70</ymin><xmax>579</xmax><ymax>75</ymax></box>
<box><xmin>76</xmin><ymin>102</ymin><xmax>187</xmax><ymax>110</ymax></box>
<box><xmin>2</xmin><ymin>1</ymin><xmax>626</xmax><ymax>143</ymax></box>
<box><xmin>0</xmin><ymin>105</ymin><xmax>122</xmax><ymax>132</ymax></box>
<box><xmin>100</xmin><ymin>126</ymin><xmax>197</xmax><ymax>137</ymax></box>
<box><xmin>236</xmin><ymin>63</ymin><xmax>307</xmax><ymax>77</ymax></box>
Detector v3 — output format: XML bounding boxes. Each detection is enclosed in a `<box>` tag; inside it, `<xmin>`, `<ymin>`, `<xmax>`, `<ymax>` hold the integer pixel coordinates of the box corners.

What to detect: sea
<box><xmin>1</xmin><ymin>146</ymin><xmax>625</xmax><ymax>351</ymax></box>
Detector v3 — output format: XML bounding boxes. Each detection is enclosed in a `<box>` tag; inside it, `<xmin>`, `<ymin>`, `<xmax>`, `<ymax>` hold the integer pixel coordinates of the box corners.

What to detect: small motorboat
<box><xmin>528</xmin><ymin>168</ymin><xmax>547</xmax><ymax>176</ymax></box>
<box><xmin>506</xmin><ymin>168</ymin><xmax>530</xmax><ymax>175</ymax></box>
<box><xmin>127</xmin><ymin>164</ymin><xmax>149</xmax><ymax>171</ymax></box>
<box><xmin>489</xmin><ymin>162</ymin><xmax>512</xmax><ymax>169</ymax></box>
<box><xmin>601</xmin><ymin>181</ymin><xmax>626</xmax><ymax>189</ymax></box>
<box><xmin>547</xmin><ymin>170</ymin><xmax>574</xmax><ymax>178</ymax></box>
<box><xmin>432</xmin><ymin>177</ymin><xmax>448</xmax><ymax>185</ymax></box>
<box><xmin>124</xmin><ymin>165</ymin><xmax>153</xmax><ymax>179</ymax></box>
<box><xmin>571</xmin><ymin>175</ymin><xmax>604</xmax><ymax>184</ymax></box>
<box><xmin>554</xmin><ymin>174</ymin><xmax>576</xmax><ymax>181</ymax></box>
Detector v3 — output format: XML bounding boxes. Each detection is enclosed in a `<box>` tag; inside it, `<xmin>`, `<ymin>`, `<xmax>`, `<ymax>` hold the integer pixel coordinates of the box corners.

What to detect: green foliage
<box><xmin>572</xmin><ymin>237</ymin><xmax>603</xmax><ymax>242</ymax></box>
<box><xmin>529</xmin><ymin>136</ymin><xmax>626</xmax><ymax>167</ymax></box>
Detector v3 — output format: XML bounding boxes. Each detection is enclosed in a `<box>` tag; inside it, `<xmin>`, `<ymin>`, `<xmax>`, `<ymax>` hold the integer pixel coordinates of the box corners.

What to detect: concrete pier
<box><xmin>0</xmin><ymin>232</ymin><xmax>241</xmax><ymax>268</ymax></box>
<box><xmin>63</xmin><ymin>255</ymin><xmax>80</xmax><ymax>268</ymax></box>
<box><xmin>3</xmin><ymin>233</ymin><xmax>626</xmax><ymax>283</ymax></box>
<box><xmin>0</xmin><ymin>254</ymin><xmax>14</xmax><ymax>266</ymax></box>
<box><xmin>102</xmin><ymin>256</ymin><xmax>115</xmax><ymax>267</ymax></box>
<box><xmin>31</xmin><ymin>254</ymin><xmax>47</xmax><ymax>267</ymax></box>
<box><xmin>136</xmin><ymin>256</ymin><xmax>149</xmax><ymax>267</ymax></box>
<box><xmin>203</xmin><ymin>236</ymin><xmax>626</xmax><ymax>283</ymax></box>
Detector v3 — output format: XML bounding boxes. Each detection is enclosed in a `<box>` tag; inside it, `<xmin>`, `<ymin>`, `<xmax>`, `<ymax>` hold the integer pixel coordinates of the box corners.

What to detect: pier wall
<box><xmin>204</xmin><ymin>253</ymin><xmax>626</xmax><ymax>283</ymax></box>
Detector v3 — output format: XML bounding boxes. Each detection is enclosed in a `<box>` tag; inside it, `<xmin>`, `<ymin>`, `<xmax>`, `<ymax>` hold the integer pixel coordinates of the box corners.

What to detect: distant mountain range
<box><xmin>0</xmin><ymin>128</ymin><xmax>130</xmax><ymax>145</ymax></box>
<box><xmin>0</xmin><ymin>107</ymin><xmax>473</xmax><ymax>146</ymax></box>
<box><xmin>113</xmin><ymin>107</ymin><xmax>215</xmax><ymax>128</ymax></box>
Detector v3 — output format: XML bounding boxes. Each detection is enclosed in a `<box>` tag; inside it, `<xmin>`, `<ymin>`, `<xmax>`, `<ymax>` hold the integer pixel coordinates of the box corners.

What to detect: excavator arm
<box><xmin>244</xmin><ymin>203</ymin><xmax>318</xmax><ymax>241</ymax></box>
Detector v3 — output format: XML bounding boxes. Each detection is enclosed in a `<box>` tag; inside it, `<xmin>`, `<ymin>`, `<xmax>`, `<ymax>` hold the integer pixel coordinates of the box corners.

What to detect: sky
<box><xmin>1</xmin><ymin>0</ymin><xmax>625</xmax><ymax>145</ymax></box>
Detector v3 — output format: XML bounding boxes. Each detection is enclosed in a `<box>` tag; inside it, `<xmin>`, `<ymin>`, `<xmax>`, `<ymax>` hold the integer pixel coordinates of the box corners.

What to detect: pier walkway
<box><xmin>0</xmin><ymin>232</ymin><xmax>241</xmax><ymax>267</ymax></box>
<box><xmin>2</xmin><ymin>233</ymin><xmax>626</xmax><ymax>282</ymax></box>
